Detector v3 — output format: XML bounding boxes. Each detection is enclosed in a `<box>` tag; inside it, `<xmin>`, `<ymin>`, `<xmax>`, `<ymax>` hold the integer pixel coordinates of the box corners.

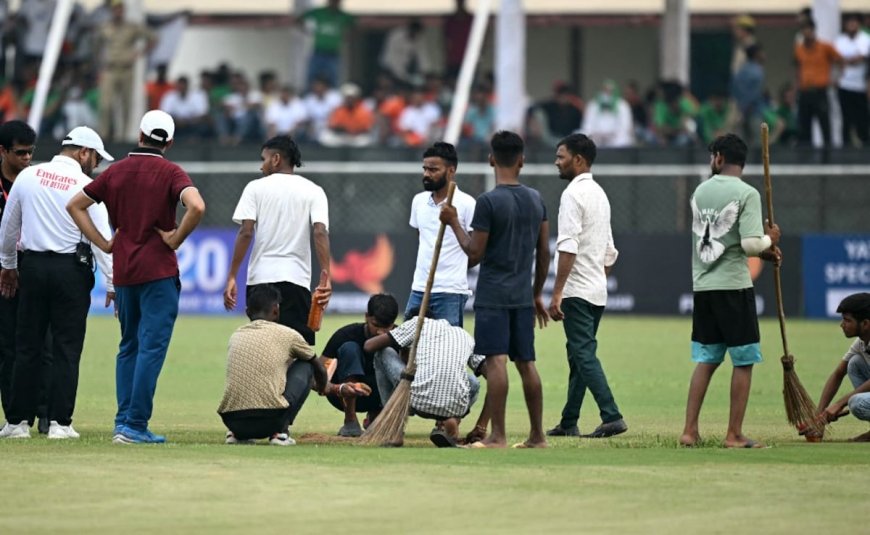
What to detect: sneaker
<box><xmin>48</xmin><ymin>421</ymin><xmax>80</xmax><ymax>440</ymax></box>
<box><xmin>112</xmin><ymin>425</ymin><xmax>166</xmax><ymax>444</ymax></box>
<box><xmin>337</xmin><ymin>421</ymin><xmax>363</xmax><ymax>437</ymax></box>
<box><xmin>429</xmin><ymin>428</ymin><xmax>458</xmax><ymax>448</ymax></box>
<box><xmin>269</xmin><ymin>432</ymin><xmax>296</xmax><ymax>446</ymax></box>
<box><xmin>546</xmin><ymin>424</ymin><xmax>580</xmax><ymax>437</ymax></box>
<box><xmin>225</xmin><ymin>431</ymin><xmax>255</xmax><ymax>445</ymax></box>
<box><xmin>0</xmin><ymin>421</ymin><xmax>31</xmax><ymax>439</ymax></box>
<box><xmin>582</xmin><ymin>419</ymin><xmax>628</xmax><ymax>438</ymax></box>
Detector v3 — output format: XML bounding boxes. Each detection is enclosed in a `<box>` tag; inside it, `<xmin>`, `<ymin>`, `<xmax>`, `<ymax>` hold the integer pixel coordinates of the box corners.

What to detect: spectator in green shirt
<box><xmin>301</xmin><ymin>0</ymin><xmax>355</xmax><ymax>89</ymax></box>
<box><xmin>652</xmin><ymin>81</ymin><xmax>699</xmax><ymax>146</ymax></box>
<box><xmin>697</xmin><ymin>91</ymin><xmax>733</xmax><ymax>145</ymax></box>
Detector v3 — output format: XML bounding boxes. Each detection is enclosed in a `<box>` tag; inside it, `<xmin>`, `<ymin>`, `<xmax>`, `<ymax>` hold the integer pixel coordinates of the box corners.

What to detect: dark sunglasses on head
<box><xmin>12</xmin><ymin>148</ymin><xmax>34</xmax><ymax>156</ymax></box>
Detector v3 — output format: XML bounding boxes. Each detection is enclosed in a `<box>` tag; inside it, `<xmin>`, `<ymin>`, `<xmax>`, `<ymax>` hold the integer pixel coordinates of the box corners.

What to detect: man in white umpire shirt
<box><xmin>0</xmin><ymin>126</ymin><xmax>115</xmax><ymax>440</ymax></box>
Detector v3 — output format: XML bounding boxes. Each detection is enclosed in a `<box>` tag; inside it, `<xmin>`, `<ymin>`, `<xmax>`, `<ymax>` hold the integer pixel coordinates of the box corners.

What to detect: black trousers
<box><xmin>220</xmin><ymin>359</ymin><xmax>314</xmax><ymax>440</ymax></box>
<box><xmin>0</xmin><ymin>293</ymin><xmax>53</xmax><ymax>423</ymax></box>
<box><xmin>247</xmin><ymin>281</ymin><xmax>314</xmax><ymax>345</ymax></box>
<box><xmin>838</xmin><ymin>88</ymin><xmax>870</xmax><ymax>145</ymax></box>
<box><xmin>797</xmin><ymin>88</ymin><xmax>832</xmax><ymax>147</ymax></box>
<box><xmin>6</xmin><ymin>252</ymin><xmax>94</xmax><ymax>426</ymax></box>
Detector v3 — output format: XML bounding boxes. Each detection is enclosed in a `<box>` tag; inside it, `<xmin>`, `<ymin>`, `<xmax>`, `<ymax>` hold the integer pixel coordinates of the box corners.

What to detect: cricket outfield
<box><xmin>0</xmin><ymin>314</ymin><xmax>866</xmax><ymax>534</ymax></box>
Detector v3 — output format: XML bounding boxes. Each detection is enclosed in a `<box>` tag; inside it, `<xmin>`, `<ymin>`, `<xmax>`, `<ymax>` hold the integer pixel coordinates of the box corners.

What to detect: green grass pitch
<box><xmin>0</xmin><ymin>314</ymin><xmax>866</xmax><ymax>533</ymax></box>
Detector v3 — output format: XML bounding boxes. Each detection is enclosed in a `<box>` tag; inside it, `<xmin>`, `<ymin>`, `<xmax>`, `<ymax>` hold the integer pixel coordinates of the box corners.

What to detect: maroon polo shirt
<box><xmin>83</xmin><ymin>147</ymin><xmax>195</xmax><ymax>287</ymax></box>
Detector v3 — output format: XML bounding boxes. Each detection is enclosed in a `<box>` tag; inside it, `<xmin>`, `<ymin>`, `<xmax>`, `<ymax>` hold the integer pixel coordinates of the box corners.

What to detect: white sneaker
<box><xmin>0</xmin><ymin>421</ymin><xmax>31</xmax><ymax>439</ymax></box>
<box><xmin>48</xmin><ymin>421</ymin><xmax>80</xmax><ymax>440</ymax></box>
<box><xmin>269</xmin><ymin>432</ymin><xmax>296</xmax><ymax>446</ymax></box>
<box><xmin>225</xmin><ymin>431</ymin><xmax>254</xmax><ymax>445</ymax></box>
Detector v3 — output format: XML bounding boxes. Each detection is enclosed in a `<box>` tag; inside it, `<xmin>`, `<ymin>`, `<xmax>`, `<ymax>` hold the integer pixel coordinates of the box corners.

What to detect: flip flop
<box><xmin>429</xmin><ymin>429</ymin><xmax>458</xmax><ymax>448</ymax></box>
<box><xmin>512</xmin><ymin>441</ymin><xmax>547</xmax><ymax>449</ymax></box>
<box><xmin>466</xmin><ymin>441</ymin><xmax>488</xmax><ymax>449</ymax></box>
<box><xmin>725</xmin><ymin>439</ymin><xmax>766</xmax><ymax>449</ymax></box>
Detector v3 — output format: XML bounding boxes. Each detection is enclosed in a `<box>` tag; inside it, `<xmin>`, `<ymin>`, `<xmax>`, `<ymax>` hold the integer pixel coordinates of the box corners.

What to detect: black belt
<box><xmin>21</xmin><ymin>250</ymin><xmax>76</xmax><ymax>258</ymax></box>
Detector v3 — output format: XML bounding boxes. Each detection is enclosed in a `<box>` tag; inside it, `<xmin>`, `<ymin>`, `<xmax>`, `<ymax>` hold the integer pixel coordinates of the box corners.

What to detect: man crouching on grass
<box><xmin>364</xmin><ymin>308</ymin><xmax>487</xmax><ymax>447</ymax></box>
<box><xmin>218</xmin><ymin>285</ymin><xmax>363</xmax><ymax>445</ymax></box>
<box><xmin>814</xmin><ymin>293</ymin><xmax>870</xmax><ymax>442</ymax></box>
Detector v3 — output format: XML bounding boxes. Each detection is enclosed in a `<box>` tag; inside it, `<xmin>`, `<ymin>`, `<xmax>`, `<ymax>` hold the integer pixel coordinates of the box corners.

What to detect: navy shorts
<box><xmin>473</xmin><ymin>306</ymin><xmax>536</xmax><ymax>362</ymax></box>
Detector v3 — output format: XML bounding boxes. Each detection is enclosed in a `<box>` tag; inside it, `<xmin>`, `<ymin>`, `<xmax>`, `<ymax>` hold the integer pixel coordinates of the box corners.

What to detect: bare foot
<box><xmin>848</xmin><ymin>430</ymin><xmax>870</xmax><ymax>442</ymax></box>
<box><xmin>477</xmin><ymin>436</ymin><xmax>507</xmax><ymax>448</ymax></box>
<box><xmin>723</xmin><ymin>436</ymin><xmax>765</xmax><ymax>448</ymax></box>
<box><xmin>679</xmin><ymin>433</ymin><xmax>700</xmax><ymax>447</ymax></box>
<box><xmin>512</xmin><ymin>440</ymin><xmax>548</xmax><ymax>448</ymax></box>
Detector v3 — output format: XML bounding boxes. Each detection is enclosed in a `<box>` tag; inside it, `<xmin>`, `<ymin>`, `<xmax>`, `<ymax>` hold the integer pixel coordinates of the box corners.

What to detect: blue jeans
<box><xmin>114</xmin><ymin>277</ymin><xmax>180</xmax><ymax>432</ymax></box>
<box><xmin>405</xmin><ymin>291</ymin><xmax>468</xmax><ymax>327</ymax></box>
<box><xmin>374</xmin><ymin>347</ymin><xmax>480</xmax><ymax>417</ymax></box>
<box><xmin>307</xmin><ymin>51</ymin><xmax>339</xmax><ymax>88</ymax></box>
<box><xmin>847</xmin><ymin>356</ymin><xmax>870</xmax><ymax>422</ymax></box>
<box><xmin>327</xmin><ymin>341</ymin><xmax>381</xmax><ymax>413</ymax></box>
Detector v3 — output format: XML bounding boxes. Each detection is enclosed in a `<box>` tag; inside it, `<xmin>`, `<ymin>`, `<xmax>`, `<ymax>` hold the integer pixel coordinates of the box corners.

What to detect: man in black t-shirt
<box><xmin>320</xmin><ymin>293</ymin><xmax>398</xmax><ymax>437</ymax></box>
<box><xmin>441</xmin><ymin>131</ymin><xmax>551</xmax><ymax>449</ymax></box>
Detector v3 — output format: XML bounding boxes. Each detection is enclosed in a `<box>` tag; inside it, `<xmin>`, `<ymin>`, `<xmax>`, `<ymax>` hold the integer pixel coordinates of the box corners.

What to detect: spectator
<box><xmin>319</xmin><ymin>83</ymin><xmax>375</xmax><ymax>147</ymax></box>
<box><xmin>462</xmin><ymin>85</ymin><xmax>495</xmax><ymax>146</ymax></box>
<box><xmin>380</xmin><ymin>19</ymin><xmax>433</xmax><ymax>85</ymax></box>
<box><xmin>59</xmin><ymin>84</ymin><xmax>99</xmax><ymax>134</ymax></box>
<box><xmin>265</xmin><ymin>86</ymin><xmax>308</xmax><ymax>139</ymax></box>
<box><xmin>623</xmin><ymin>80</ymin><xmax>651</xmax><ymax>144</ymax></box>
<box><xmin>732</xmin><ymin>44</ymin><xmax>766</xmax><ymax>145</ymax></box>
<box><xmin>258</xmin><ymin>71</ymin><xmax>279</xmax><ymax>110</ymax></box>
<box><xmin>697</xmin><ymin>91</ymin><xmax>733</xmax><ymax>145</ymax></box>
<box><xmin>16</xmin><ymin>0</ymin><xmax>55</xmax><ymax>77</ymax></box>
<box><xmin>302</xmin><ymin>76</ymin><xmax>341</xmax><ymax>140</ymax></box>
<box><xmin>373</xmin><ymin>81</ymin><xmax>406</xmax><ymax>145</ymax></box>
<box><xmin>794</xmin><ymin>20</ymin><xmax>843</xmax><ymax>147</ymax></box>
<box><xmin>159</xmin><ymin>75</ymin><xmax>210</xmax><ymax>141</ymax></box>
<box><xmin>397</xmin><ymin>85</ymin><xmax>441</xmax><ymax>147</ymax></box>
<box><xmin>443</xmin><ymin>0</ymin><xmax>473</xmax><ymax>78</ymax></box>
<box><xmin>730</xmin><ymin>15</ymin><xmax>757</xmax><ymax>75</ymax></box>
<box><xmin>834</xmin><ymin>13</ymin><xmax>870</xmax><ymax>146</ymax></box>
<box><xmin>536</xmin><ymin>82</ymin><xmax>583</xmax><ymax>143</ymax></box>
<box><xmin>773</xmin><ymin>83</ymin><xmax>800</xmax><ymax>146</ymax></box>
<box><xmin>652</xmin><ymin>81</ymin><xmax>699</xmax><ymax>146</ymax></box>
<box><xmin>97</xmin><ymin>0</ymin><xmax>156</xmax><ymax>141</ymax></box>
<box><xmin>300</xmin><ymin>0</ymin><xmax>355</xmax><ymax>88</ymax></box>
<box><xmin>219</xmin><ymin>73</ymin><xmax>264</xmax><ymax>145</ymax></box>
<box><xmin>146</xmin><ymin>64</ymin><xmax>174</xmax><ymax>111</ymax></box>
<box><xmin>581</xmin><ymin>79</ymin><xmax>633</xmax><ymax>148</ymax></box>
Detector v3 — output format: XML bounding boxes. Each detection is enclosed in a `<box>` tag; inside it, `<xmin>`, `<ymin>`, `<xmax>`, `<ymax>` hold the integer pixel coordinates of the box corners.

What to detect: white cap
<box><xmin>139</xmin><ymin>110</ymin><xmax>175</xmax><ymax>142</ymax></box>
<box><xmin>62</xmin><ymin>126</ymin><xmax>115</xmax><ymax>162</ymax></box>
<box><xmin>340</xmin><ymin>82</ymin><xmax>361</xmax><ymax>98</ymax></box>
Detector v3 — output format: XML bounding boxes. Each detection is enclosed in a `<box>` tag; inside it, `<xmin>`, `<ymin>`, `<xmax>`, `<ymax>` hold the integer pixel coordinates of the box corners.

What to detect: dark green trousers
<box><xmin>559</xmin><ymin>297</ymin><xmax>622</xmax><ymax>429</ymax></box>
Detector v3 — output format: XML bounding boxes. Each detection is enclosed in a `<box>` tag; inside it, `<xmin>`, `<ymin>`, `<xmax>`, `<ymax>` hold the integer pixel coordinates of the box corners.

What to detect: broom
<box><xmin>358</xmin><ymin>182</ymin><xmax>457</xmax><ymax>446</ymax></box>
<box><xmin>761</xmin><ymin>123</ymin><xmax>824</xmax><ymax>437</ymax></box>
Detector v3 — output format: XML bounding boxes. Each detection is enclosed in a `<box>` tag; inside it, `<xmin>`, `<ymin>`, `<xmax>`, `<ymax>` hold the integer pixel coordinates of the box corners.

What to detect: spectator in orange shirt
<box><xmin>794</xmin><ymin>20</ymin><xmax>843</xmax><ymax>147</ymax></box>
<box><xmin>319</xmin><ymin>83</ymin><xmax>374</xmax><ymax>147</ymax></box>
<box><xmin>146</xmin><ymin>64</ymin><xmax>174</xmax><ymax>112</ymax></box>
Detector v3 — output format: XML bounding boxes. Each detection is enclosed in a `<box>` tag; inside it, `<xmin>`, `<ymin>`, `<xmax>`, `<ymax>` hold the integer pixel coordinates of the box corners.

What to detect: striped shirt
<box><xmin>390</xmin><ymin>317</ymin><xmax>484</xmax><ymax>418</ymax></box>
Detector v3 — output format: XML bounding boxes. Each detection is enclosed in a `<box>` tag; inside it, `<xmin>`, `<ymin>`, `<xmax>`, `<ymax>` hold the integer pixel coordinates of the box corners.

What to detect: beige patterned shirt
<box><xmin>217</xmin><ymin>320</ymin><xmax>315</xmax><ymax>414</ymax></box>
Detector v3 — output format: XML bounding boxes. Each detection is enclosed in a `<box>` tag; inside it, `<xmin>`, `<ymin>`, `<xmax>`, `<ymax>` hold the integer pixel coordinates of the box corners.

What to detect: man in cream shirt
<box><xmin>547</xmin><ymin>133</ymin><xmax>627</xmax><ymax>439</ymax></box>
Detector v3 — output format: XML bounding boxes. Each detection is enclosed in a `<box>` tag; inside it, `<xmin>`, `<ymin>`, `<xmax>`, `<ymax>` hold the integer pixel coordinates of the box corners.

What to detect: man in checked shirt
<box><xmin>364</xmin><ymin>308</ymin><xmax>487</xmax><ymax>448</ymax></box>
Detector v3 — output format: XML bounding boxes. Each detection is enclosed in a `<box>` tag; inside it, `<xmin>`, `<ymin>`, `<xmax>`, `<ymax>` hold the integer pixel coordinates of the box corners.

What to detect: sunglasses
<box><xmin>12</xmin><ymin>148</ymin><xmax>34</xmax><ymax>156</ymax></box>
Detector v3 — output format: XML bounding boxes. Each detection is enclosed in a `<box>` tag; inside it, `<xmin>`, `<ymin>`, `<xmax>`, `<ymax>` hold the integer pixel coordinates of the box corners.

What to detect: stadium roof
<box><xmin>73</xmin><ymin>0</ymin><xmax>870</xmax><ymax>16</ymax></box>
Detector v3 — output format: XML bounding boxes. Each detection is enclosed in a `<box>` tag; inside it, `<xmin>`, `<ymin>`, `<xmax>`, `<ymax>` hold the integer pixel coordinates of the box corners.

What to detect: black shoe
<box><xmin>429</xmin><ymin>428</ymin><xmax>458</xmax><ymax>448</ymax></box>
<box><xmin>582</xmin><ymin>419</ymin><xmax>627</xmax><ymax>438</ymax></box>
<box><xmin>546</xmin><ymin>424</ymin><xmax>580</xmax><ymax>437</ymax></box>
<box><xmin>37</xmin><ymin>418</ymin><xmax>50</xmax><ymax>435</ymax></box>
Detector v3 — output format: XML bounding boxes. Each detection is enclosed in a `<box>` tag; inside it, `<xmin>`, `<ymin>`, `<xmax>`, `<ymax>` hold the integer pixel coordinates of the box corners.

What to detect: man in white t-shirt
<box><xmin>835</xmin><ymin>13</ymin><xmax>870</xmax><ymax>146</ymax></box>
<box><xmin>223</xmin><ymin>135</ymin><xmax>332</xmax><ymax>345</ymax></box>
<box><xmin>815</xmin><ymin>292</ymin><xmax>870</xmax><ymax>442</ymax></box>
<box><xmin>302</xmin><ymin>77</ymin><xmax>342</xmax><ymax>140</ymax></box>
<box><xmin>159</xmin><ymin>76</ymin><xmax>210</xmax><ymax>141</ymax></box>
<box><xmin>266</xmin><ymin>86</ymin><xmax>309</xmax><ymax>138</ymax></box>
<box><xmin>397</xmin><ymin>86</ymin><xmax>441</xmax><ymax>147</ymax></box>
<box><xmin>407</xmin><ymin>142</ymin><xmax>475</xmax><ymax>327</ymax></box>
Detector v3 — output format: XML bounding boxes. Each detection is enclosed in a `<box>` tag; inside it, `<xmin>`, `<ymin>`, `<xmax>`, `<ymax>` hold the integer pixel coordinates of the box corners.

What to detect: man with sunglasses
<box><xmin>0</xmin><ymin>126</ymin><xmax>115</xmax><ymax>440</ymax></box>
<box><xmin>0</xmin><ymin>120</ymin><xmax>53</xmax><ymax>434</ymax></box>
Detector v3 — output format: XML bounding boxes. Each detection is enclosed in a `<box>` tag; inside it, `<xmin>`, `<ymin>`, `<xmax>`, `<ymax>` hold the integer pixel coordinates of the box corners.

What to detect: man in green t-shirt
<box><xmin>300</xmin><ymin>0</ymin><xmax>355</xmax><ymax>88</ymax></box>
<box><xmin>679</xmin><ymin>133</ymin><xmax>782</xmax><ymax>449</ymax></box>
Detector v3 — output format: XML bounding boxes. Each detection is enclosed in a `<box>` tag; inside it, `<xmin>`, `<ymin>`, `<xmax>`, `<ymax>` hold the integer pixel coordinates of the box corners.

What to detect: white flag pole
<box><xmin>27</xmin><ymin>0</ymin><xmax>74</xmax><ymax>135</ymax></box>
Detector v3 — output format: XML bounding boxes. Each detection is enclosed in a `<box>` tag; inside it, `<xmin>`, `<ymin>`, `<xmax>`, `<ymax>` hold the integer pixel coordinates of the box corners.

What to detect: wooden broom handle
<box><xmin>406</xmin><ymin>182</ymin><xmax>457</xmax><ymax>374</ymax></box>
<box><xmin>761</xmin><ymin>123</ymin><xmax>789</xmax><ymax>357</ymax></box>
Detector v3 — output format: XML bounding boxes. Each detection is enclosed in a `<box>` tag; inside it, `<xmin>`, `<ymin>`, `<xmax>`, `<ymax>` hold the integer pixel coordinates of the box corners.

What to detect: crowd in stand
<box><xmin>0</xmin><ymin>1</ymin><xmax>867</xmax><ymax>149</ymax></box>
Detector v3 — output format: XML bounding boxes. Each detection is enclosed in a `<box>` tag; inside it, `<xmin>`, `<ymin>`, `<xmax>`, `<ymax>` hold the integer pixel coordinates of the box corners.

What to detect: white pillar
<box><xmin>495</xmin><ymin>0</ymin><xmax>526</xmax><ymax>132</ymax></box>
<box><xmin>813</xmin><ymin>0</ymin><xmax>842</xmax><ymax>147</ymax></box>
<box><xmin>27</xmin><ymin>0</ymin><xmax>74</xmax><ymax>135</ymax></box>
<box><xmin>660</xmin><ymin>0</ymin><xmax>689</xmax><ymax>85</ymax></box>
<box><xmin>127</xmin><ymin>0</ymin><xmax>146</xmax><ymax>142</ymax></box>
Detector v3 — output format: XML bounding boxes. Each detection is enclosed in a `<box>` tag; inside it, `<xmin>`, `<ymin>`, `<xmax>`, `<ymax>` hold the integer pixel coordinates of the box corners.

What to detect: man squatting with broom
<box><xmin>814</xmin><ymin>292</ymin><xmax>870</xmax><ymax>442</ymax></box>
<box><xmin>680</xmin><ymin>133</ymin><xmax>782</xmax><ymax>449</ymax></box>
<box><xmin>364</xmin><ymin>308</ymin><xmax>487</xmax><ymax>447</ymax></box>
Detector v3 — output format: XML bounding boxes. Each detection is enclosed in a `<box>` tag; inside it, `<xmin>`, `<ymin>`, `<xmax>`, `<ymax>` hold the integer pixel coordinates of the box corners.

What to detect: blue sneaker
<box><xmin>112</xmin><ymin>425</ymin><xmax>166</xmax><ymax>444</ymax></box>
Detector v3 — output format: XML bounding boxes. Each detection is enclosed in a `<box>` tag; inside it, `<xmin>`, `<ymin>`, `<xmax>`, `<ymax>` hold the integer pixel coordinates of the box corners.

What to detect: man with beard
<box><xmin>679</xmin><ymin>134</ymin><xmax>781</xmax><ymax>448</ymax></box>
<box><xmin>546</xmin><ymin>133</ymin><xmax>627</xmax><ymax>439</ymax></box>
<box><xmin>406</xmin><ymin>142</ymin><xmax>476</xmax><ymax>327</ymax></box>
<box><xmin>223</xmin><ymin>135</ymin><xmax>332</xmax><ymax>346</ymax></box>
